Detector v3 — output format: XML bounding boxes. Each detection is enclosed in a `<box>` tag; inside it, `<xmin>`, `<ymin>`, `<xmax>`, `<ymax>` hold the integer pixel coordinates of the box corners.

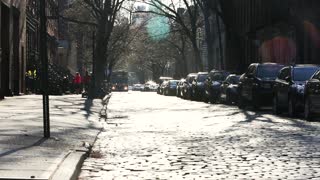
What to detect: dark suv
<box><xmin>181</xmin><ymin>73</ymin><xmax>197</xmax><ymax>99</ymax></box>
<box><xmin>204</xmin><ymin>70</ymin><xmax>230</xmax><ymax>103</ymax></box>
<box><xmin>304</xmin><ymin>70</ymin><xmax>320</xmax><ymax>120</ymax></box>
<box><xmin>273</xmin><ymin>65</ymin><xmax>319</xmax><ymax>116</ymax></box>
<box><xmin>191</xmin><ymin>72</ymin><xmax>209</xmax><ymax>101</ymax></box>
<box><xmin>238</xmin><ymin>63</ymin><xmax>284</xmax><ymax>109</ymax></box>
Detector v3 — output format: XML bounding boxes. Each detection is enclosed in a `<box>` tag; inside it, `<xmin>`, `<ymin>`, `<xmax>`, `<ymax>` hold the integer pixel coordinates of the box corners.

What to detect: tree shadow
<box><xmin>0</xmin><ymin>137</ymin><xmax>47</xmax><ymax>158</ymax></box>
<box><xmin>83</xmin><ymin>98</ymin><xmax>93</xmax><ymax>120</ymax></box>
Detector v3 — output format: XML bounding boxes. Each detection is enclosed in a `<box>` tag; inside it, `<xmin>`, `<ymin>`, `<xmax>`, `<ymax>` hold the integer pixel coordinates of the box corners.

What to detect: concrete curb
<box><xmin>51</xmin><ymin>95</ymin><xmax>112</xmax><ymax>180</ymax></box>
<box><xmin>50</xmin><ymin>151</ymin><xmax>87</xmax><ymax>180</ymax></box>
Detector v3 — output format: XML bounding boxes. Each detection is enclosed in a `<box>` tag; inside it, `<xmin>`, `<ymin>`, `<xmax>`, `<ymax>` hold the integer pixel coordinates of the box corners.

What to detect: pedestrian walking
<box><xmin>73</xmin><ymin>72</ymin><xmax>82</xmax><ymax>94</ymax></box>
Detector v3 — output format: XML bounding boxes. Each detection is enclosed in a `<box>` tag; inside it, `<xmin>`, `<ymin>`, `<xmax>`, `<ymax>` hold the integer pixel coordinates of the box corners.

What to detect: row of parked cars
<box><xmin>158</xmin><ymin>63</ymin><xmax>320</xmax><ymax>120</ymax></box>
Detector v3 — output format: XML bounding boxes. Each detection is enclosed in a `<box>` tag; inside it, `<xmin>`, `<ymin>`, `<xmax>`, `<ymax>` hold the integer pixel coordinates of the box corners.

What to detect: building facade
<box><xmin>206</xmin><ymin>0</ymin><xmax>320</xmax><ymax>73</ymax></box>
<box><xmin>0</xmin><ymin>0</ymin><xmax>27</xmax><ymax>98</ymax></box>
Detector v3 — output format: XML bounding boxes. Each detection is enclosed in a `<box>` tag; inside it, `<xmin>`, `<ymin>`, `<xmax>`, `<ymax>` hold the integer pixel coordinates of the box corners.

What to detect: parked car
<box><xmin>144</xmin><ymin>81</ymin><xmax>158</xmax><ymax>91</ymax></box>
<box><xmin>191</xmin><ymin>72</ymin><xmax>209</xmax><ymax>101</ymax></box>
<box><xmin>238</xmin><ymin>63</ymin><xmax>284</xmax><ymax>109</ymax></box>
<box><xmin>163</xmin><ymin>80</ymin><xmax>179</xmax><ymax>96</ymax></box>
<box><xmin>220</xmin><ymin>74</ymin><xmax>241</xmax><ymax>104</ymax></box>
<box><xmin>176</xmin><ymin>79</ymin><xmax>186</xmax><ymax>97</ymax></box>
<box><xmin>157</xmin><ymin>77</ymin><xmax>173</xmax><ymax>94</ymax></box>
<box><xmin>132</xmin><ymin>84</ymin><xmax>144</xmax><ymax>91</ymax></box>
<box><xmin>304</xmin><ymin>69</ymin><xmax>320</xmax><ymax>120</ymax></box>
<box><xmin>273</xmin><ymin>65</ymin><xmax>319</xmax><ymax>116</ymax></box>
<box><xmin>181</xmin><ymin>73</ymin><xmax>197</xmax><ymax>99</ymax></box>
<box><xmin>159</xmin><ymin>81</ymin><xmax>169</xmax><ymax>95</ymax></box>
<box><xmin>204</xmin><ymin>70</ymin><xmax>230</xmax><ymax>103</ymax></box>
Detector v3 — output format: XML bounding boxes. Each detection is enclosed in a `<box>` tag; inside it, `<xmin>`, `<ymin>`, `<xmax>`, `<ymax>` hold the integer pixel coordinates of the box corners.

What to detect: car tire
<box><xmin>238</xmin><ymin>94</ymin><xmax>246</xmax><ymax>109</ymax></box>
<box><xmin>288</xmin><ymin>97</ymin><xmax>296</xmax><ymax>117</ymax></box>
<box><xmin>273</xmin><ymin>95</ymin><xmax>281</xmax><ymax>115</ymax></box>
<box><xmin>225</xmin><ymin>92</ymin><xmax>232</xmax><ymax>105</ymax></box>
<box><xmin>252</xmin><ymin>92</ymin><xmax>260</xmax><ymax>110</ymax></box>
<box><xmin>304</xmin><ymin>97</ymin><xmax>312</xmax><ymax>121</ymax></box>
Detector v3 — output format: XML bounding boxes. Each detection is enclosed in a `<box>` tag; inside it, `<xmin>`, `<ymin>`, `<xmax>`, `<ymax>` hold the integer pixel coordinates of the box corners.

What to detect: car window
<box><xmin>257</xmin><ymin>65</ymin><xmax>282</xmax><ymax>78</ymax></box>
<box><xmin>278</xmin><ymin>68</ymin><xmax>290</xmax><ymax>80</ymax></box>
<box><xmin>247</xmin><ymin>65</ymin><xmax>256</xmax><ymax>75</ymax></box>
<box><xmin>230</xmin><ymin>76</ymin><xmax>240</xmax><ymax>84</ymax></box>
<box><xmin>311</xmin><ymin>70</ymin><xmax>320</xmax><ymax>80</ymax></box>
<box><xmin>293</xmin><ymin>67</ymin><xmax>318</xmax><ymax>81</ymax></box>
<box><xmin>197</xmin><ymin>74</ymin><xmax>208</xmax><ymax>82</ymax></box>
<box><xmin>212</xmin><ymin>72</ymin><xmax>226</xmax><ymax>81</ymax></box>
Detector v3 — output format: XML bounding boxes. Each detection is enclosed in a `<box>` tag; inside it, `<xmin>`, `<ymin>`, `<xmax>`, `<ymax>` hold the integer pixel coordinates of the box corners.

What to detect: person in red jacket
<box><xmin>73</xmin><ymin>72</ymin><xmax>82</xmax><ymax>94</ymax></box>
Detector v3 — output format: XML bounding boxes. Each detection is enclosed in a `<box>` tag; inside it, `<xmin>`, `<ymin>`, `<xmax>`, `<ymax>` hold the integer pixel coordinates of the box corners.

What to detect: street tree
<box><xmin>128</xmin><ymin>27</ymin><xmax>176</xmax><ymax>81</ymax></box>
<box><xmin>138</xmin><ymin>0</ymin><xmax>204</xmax><ymax>72</ymax></box>
<box><xmin>61</xmin><ymin>0</ymin><xmax>130</xmax><ymax>98</ymax></box>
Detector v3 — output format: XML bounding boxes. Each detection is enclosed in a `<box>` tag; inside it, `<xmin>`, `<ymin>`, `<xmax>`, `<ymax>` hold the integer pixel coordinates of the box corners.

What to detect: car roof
<box><xmin>292</xmin><ymin>64</ymin><xmax>319</xmax><ymax>68</ymax></box>
<box><xmin>227</xmin><ymin>74</ymin><xmax>240</xmax><ymax>77</ymax></box>
<box><xmin>197</xmin><ymin>72</ymin><xmax>209</xmax><ymax>75</ymax></box>
<box><xmin>209</xmin><ymin>70</ymin><xmax>230</xmax><ymax>74</ymax></box>
<box><xmin>159</xmin><ymin>77</ymin><xmax>173</xmax><ymax>80</ymax></box>
<box><xmin>187</xmin><ymin>73</ymin><xmax>198</xmax><ymax>77</ymax></box>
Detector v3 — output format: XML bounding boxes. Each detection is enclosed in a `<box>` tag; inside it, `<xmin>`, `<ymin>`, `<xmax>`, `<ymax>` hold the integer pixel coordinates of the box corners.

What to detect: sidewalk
<box><xmin>0</xmin><ymin>95</ymin><xmax>104</xmax><ymax>180</ymax></box>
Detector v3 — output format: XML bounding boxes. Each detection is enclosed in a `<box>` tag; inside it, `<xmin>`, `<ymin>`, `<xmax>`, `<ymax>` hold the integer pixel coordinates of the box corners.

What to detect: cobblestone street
<box><xmin>79</xmin><ymin>92</ymin><xmax>320</xmax><ymax>180</ymax></box>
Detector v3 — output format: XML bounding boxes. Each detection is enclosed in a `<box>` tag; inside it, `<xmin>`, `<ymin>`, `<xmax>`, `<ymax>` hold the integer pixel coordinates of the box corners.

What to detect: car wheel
<box><xmin>252</xmin><ymin>92</ymin><xmax>260</xmax><ymax>110</ymax></box>
<box><xmin>288</xmin><ymin>97</ymin><xmax>296</xmax><ymax>117</ymax></box>
<box><xmin>225</xmin><ymin>92</ymin><xmax>232</xmax><ymax>105</ymax></box>
<box><xmin>304</xmin><ymin>97</ymin><xmax>312</xmax><ymax>121</ymax></box>
<box><xmin>272</xmin><ymin>95</ymin><xmax>281</xmax><ymax>115</ymax></box>
<box><xmin>238</xmin><ymin>94</ymin><xmax>246</xmax><ymax>109</ymax></box>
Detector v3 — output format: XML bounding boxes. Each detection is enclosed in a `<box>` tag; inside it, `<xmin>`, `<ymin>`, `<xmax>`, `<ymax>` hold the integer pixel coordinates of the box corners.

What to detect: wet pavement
<box><xmin>79</xmin><ymin>91</ymin><xmax>320</xmax><ymax>180</ymax></box>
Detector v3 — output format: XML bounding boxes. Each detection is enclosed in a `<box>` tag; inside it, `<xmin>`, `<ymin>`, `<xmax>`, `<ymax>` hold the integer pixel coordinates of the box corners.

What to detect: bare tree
<box><xmin>128</xmin><ymin>27</ymin><xmax>176</xmax><ymax>81</ymax></box>
<box><xmin>138</xmin><ymin>0</ymin><xmax>204</xmax><ymax>72</ymax></box>
<box><xmin>62</xmin><ymin>0</ymin><xmax>128</xmax><ymax>98</ymax></box>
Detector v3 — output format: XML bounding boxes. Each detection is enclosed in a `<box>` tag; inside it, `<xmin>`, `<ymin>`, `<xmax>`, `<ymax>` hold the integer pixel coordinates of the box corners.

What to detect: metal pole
<box><xmin>40</xmin><ymin>0</ymin><xmax>50</xmax><ymax>138</ymax></box>
<box><xmin>89</xmin><ymin>31</ymin><xmax>95</xmax><ymax>99</ymax></box>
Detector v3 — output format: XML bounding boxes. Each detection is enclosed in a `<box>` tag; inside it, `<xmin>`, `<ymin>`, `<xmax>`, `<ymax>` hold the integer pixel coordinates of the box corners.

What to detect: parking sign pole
<box><xmin>40</xmin><ymin>0</ymin><xmax>50</xmax><ymax>138</ymax></box>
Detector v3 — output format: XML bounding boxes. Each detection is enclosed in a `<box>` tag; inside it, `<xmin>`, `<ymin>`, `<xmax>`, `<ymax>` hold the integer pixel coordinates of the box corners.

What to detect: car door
<box><xmin>277</xmin><ymin>68</ymin><xmax>291</xmax><ymax>106</ymax></box>
<box><xmin>242</xmin><ymin>65</ymin><xmax>256</xmax><ymax>101</ymax></box>
<box><xmin>220</xmin><ymin>76</ymin><xmax>230</xmax><ymax>100</ymax></box>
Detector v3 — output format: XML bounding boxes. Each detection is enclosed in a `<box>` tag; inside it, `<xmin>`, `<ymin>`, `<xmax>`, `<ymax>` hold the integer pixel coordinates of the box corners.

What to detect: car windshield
<box><xmin>293</xmin><ymin>67</ymin><xmax>318</xmax><ymax>81</ymax></box>
<box><xmin>170</xmin><ymin>81</ymin><xmax>179</xmax><ymax>86</ymax></box>
<box><xmin>257</xmin><ymin>65</ymin><xmax>283</xmax><ymax>78</ymax></box>
<box><xmin>230</xmin><ymin>76</ymin><xmax>240</xmax><ymax>84</ymax></box>
<box><xmin>211</xmin><ymin>72</ymin><xmax>226</xmax><ymax>81</ymax></box>
<box><xmin>197</xmin><ymin>74</ymin><xmax>208</xmax><ymax>82</ymax></box>
<box><xmin>188</xmin><ymin>76</ymin><xmax>196</xmax><ymax>83</ymax></box>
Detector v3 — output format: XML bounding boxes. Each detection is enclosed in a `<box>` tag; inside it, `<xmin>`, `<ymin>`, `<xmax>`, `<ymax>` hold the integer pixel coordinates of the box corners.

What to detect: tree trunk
<box><xmin>216</xmin><ymin>13</ymin><xmax>224</xmax><ymax>70</ymax></box>
<box><xmin>180</xmin><ymin>34</ymin><xmax>188</xmax><ymax>76</ymax></box>
<box><xmin>191</xmin><ymin>39</ymin><xmax>203</xmax><ymax>72</ymax></box>
<box><xmin>90</xmin><ymin>18</ymin><xmax>108</xmax><ymax>98</ymax></box>
<box><xmin>203</xmin><ymin>2</ymin><xmax>214</xmax><ymax>72</ymax></box>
